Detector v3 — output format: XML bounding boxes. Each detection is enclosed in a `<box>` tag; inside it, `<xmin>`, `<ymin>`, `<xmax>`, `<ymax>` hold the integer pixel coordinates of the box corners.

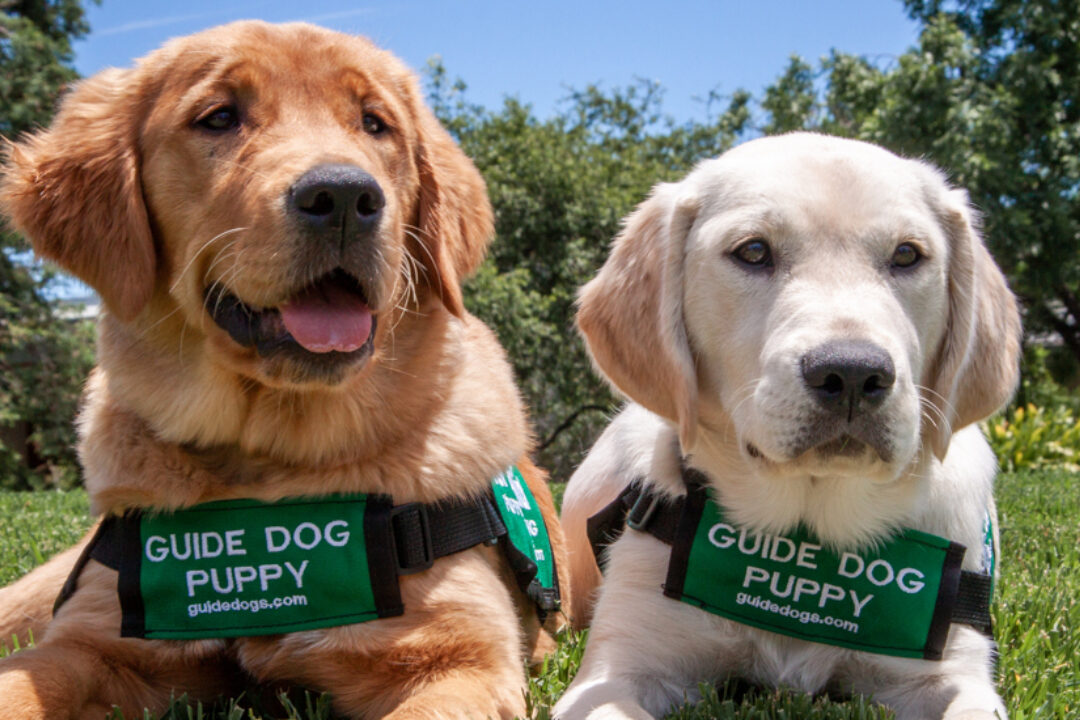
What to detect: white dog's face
<box><xmin>578</xmin><ymin>133</ymin><xmax>1020</xmax><ymax>541</ymax></box>
<box><xmin>682</xmin><ymin>140</ymin><xmax>952</xmax><ymax>482</ymax></box>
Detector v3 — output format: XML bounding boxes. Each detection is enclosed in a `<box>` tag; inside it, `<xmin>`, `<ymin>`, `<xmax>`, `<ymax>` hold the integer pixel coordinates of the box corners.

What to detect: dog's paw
<box><xmin>580</xmin><ymin>701</ymin><xmax>655</xmax><ymax>720</ymax></box>
<box><xmin>944</xmin><ymin>710</ymin><xmax>1003</xmax><ymax>720</ymax></box>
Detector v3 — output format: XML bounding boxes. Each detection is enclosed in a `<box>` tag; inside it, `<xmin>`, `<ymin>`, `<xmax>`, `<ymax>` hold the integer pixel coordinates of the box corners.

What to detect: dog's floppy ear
<box><xmin>926</xmin><ymin>189</ymin><xmax>1022</xmax><ymax>459</ymax></box>
<box><xmin>1</xmin><ymin>69</ymin><xmax>156</xmax><ymax>322</ymax></box>
<box><xmin>409</xmin><ymin>89</ymin><xmax>494</xmax><ymax>317</ymax></box>
<box><xmin>577</xmin><ymin>184</ymin><xmax>700</xmax><ymax>448</ymax></box>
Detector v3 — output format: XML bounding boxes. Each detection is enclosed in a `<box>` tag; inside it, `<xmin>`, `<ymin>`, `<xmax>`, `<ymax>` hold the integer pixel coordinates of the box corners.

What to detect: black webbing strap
<box><xmin>390</xmin><ymin>497</ymin><xmax>506</xmax><ymax>574</ymax></box>
<box><xmin>586</xmin><ymin>481</ymin><xmax>681</xmax><ymax>570</ymax></box>
<box><xmin>380</xmin><ymin>495</ymin><xmax>562</xmax><ymax>615</ymax></box>
<box><xmin>586</xmin><ymin>480</ymin><xmax>994</xmax><ymax>637</ymax></box>
<box><xmin>953</xmin><ymin>571</ymin><xmax>994</xmax><ymax>636</ymax></box>
<box><xmin>53</xmin><ymin>515</ymin><xmax>126</xmax><ymax>614</ymax></box>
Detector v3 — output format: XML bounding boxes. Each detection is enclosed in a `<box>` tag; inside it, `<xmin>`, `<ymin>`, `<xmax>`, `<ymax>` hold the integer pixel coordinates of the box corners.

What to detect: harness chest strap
<box><xmin>55</xmin><ymin>466</ymin><xmax>559</xmax><ymax>639</ymax></box>
<box><xmin>588</xmin><ymin>476</ymin><xmax>994</xmax><ymax>661</ymax></box>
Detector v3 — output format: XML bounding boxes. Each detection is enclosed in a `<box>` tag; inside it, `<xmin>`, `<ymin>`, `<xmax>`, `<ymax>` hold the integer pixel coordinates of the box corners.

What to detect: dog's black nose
<box><xmin>289</xmin><ymin>164</ymin><xmax>384</xmax><ymax>239</ymax></box>
<box><xmin>801</xmin><ymin>340</ymin><xmax>895</xmax><ymax>418</ymax></box>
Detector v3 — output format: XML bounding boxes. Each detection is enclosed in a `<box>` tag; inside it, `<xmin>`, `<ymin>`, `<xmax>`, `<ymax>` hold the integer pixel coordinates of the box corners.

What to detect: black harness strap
<box><xmin>53</xmin><ymin>515</ymin><xmax>125</xmax><ymax>614</ymax></box>
<box><xmin>55</xmin><ymin>493</ymin><xmax>559</xmax><ymax>617</ymax></box>
<box><xmin>587</xmin><ymin>480</ymin><xmax>994</xmax><ymax>637</ymax></box>
<box><xmin>586</xmin><ymin>481</ymin><xmax>680</xmax><ymax>571</ymax></box>
<box><xmin>953</xmin><ymin>571</ymin><xmax>994</xmax><ymax>636</ymax></box>
<box><xmin>390</xmin><ymin>497</ymin><xmax>505</xmax><ymax>574</ymax></box>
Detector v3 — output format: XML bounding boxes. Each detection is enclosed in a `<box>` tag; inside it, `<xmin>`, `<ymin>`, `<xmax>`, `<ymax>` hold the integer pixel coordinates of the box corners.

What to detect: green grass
<box><xmin>1</xmin><ymin>470</ymin><xmax>1077</xmax><ymax>718</ymax></box>
<box><xmin>0</xmin><ymin>489</ymin><xmax>93</xmax><ymax>586</ymax></box>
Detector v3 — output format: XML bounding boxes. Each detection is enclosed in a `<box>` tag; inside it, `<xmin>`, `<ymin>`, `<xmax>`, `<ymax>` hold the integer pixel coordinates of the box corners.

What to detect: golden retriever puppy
<box><xmin>0</xmin><ymin>21</ymin><xmax>569</xmax><ymax>719</ymax></box>
<box><xmin>555</xmin><ymin>134</ymin><xmax>1018</xmax><ymax>720</ymax></box>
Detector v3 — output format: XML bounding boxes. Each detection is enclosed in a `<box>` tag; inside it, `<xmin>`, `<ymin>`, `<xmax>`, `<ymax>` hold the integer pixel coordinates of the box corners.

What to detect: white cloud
<box><xmin>95</xmin><ymin>11</ymin><xmax>233</xmax><ymax>36</ymax></box>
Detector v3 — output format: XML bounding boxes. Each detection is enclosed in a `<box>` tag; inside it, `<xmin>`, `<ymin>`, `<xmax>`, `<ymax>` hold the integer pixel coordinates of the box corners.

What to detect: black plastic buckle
<box><xmin>626</xmin><ymin>489</ymin><xmax>661</xmax><ymax>532</ymax></box>
<box><xmin>530</xmin><ymin>582</ymin><xmax>561</xmax><ymax>612</ymax></box>
<box><xmin>390</xmin><ymin>502</ymin><xmax>434</xmax><ymax>575</ymax></box>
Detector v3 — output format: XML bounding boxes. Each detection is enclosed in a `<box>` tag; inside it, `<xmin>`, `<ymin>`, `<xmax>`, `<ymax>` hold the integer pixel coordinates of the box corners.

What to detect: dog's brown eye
<box><xmin>362</xmin><ymin>113</ymin><xmax>387</xmax><ymax>135</ymax></box>
<box><xmin>196</xmin><ymin>106</ymin><xmax>239</xmax><ymax>132</ymax></box>
<box><xmin>891</xmin><ymin>242</ymin><xmax>922</xmax><ymax>269</ymax></box>
<box><xmin>732</xmin><ymin>238</ymin><xmax>772</xmax><ymax>268</ymax></box>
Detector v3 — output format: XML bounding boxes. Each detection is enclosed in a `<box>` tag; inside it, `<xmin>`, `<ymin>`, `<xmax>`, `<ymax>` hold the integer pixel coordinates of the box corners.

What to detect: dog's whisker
<box><xmin>170</xmin><ymin>227</ymin><xmax>248</xmax><ymax>294</ymax></box>
<box><xmin>915</xmin><ymin>384</ymin><xmax>958</xmax><ymax>423</ymax></box>
<box><xmin>389</xmin><ymin>249</ymin><xmax>424</xmax><ymax>336</ymax></box>
<box><xmin>916</xmin><ymin>395</ymin><xmax>949</xmax><ymax>433</ymax></box>
<box><xmin>399</xmin><ymin>244</ymin><xmax>423</xmax><ymax>305</ymax></box>
<box><xmin>137</xmin><ymin>304</ymin><xmax>185</xmax><ymax>337</ymax></box>
<box><xmin>379</xmin><ymin>363</ymin><xmax>419</xmax><ymax>380</ymax></box>
<box><xmin>218</xmin><ymin>157</ymin><xmax>276</xmax><ymax>183</ymax></box>
<box><xmin>202</xmin><ymin>242</ymin><xmax>242</xmax><ymax>280</ymax></box>
<box><xmin>177</xmin><ymin>324</ymin><xmax>187</xmax><ymax>365</ymax></box>
<box><xmin>404</xmin><ymin>226</ymin><xmax>446</xmax><ymax>303</ymax></box>
<box><xmin>729</xmin><ymin>379</ymin><xmax>761</xmax><ymax>421</ymax></box>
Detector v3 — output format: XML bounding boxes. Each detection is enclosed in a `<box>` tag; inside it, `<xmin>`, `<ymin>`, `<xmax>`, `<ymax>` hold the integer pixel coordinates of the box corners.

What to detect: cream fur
<box><xmin>557</xmin><ymin>133</ymin><xmax>1020</xmax><ymax>720</ymax></box>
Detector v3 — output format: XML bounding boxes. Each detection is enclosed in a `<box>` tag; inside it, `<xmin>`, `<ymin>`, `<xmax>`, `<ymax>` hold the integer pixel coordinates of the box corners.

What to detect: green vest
<box><xmin>55</xmin><ymin>467</ymin><xmax>560</xmax><ymax>639</ymax></box>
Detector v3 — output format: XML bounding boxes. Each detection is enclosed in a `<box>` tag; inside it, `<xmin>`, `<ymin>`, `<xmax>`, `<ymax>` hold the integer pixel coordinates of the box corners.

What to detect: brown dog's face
<box><xmin>2</xmin><ymin>22</ymin><xmax>492</xmax><ymax>389</ymax></box>
<box><xmin>144</xmin><ymin>27</ymin><xmax>421</xmax><ymax>385</ymax></box>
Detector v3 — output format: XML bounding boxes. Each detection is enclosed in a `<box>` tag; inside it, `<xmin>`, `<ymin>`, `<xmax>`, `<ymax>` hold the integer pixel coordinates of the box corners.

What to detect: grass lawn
<box><xmin>1</xmin><ymin>469</ymin><xmax>1077</xmax><ymax>719</ymax></box>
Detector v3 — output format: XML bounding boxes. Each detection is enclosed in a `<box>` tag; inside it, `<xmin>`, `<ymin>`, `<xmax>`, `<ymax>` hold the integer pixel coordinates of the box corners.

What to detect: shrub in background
<box><xmin>983</xmin><ymin>346</ymin><xmax>1080</xmax><ymax>473</ymax></box>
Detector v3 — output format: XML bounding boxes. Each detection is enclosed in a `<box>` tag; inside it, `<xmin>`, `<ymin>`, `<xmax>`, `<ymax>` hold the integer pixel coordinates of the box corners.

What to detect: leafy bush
<box><xmin>983</xmin><ymin>403</ymin><xmax>1080</xmax><ymax>473</ymax></box>
<box><xmin>983</xmin><ymin>344</ymin><xmax>1080</xmax><ymax>473</ymax></box>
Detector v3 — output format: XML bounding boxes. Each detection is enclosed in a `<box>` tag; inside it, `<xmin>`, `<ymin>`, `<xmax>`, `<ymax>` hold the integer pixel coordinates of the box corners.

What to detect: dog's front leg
<box><xmin>242</xmin><ymin>632</ymin><xmax>530</xmax><ymax>720</ymax></box>
<box><xmin>841</xmin><ymin>627</ymin><xmax>1007</xmax><ymax>720</ymax></box>
<box><xmin>0</xmin><ymin>638</ymin><xmax>239</xmax><ymax>720</ymax></box>
<box><xmin>0</xmin><ymin>527</ymin><xmax>95</xmax><ymax>647</ymax></box>
<box><xmin>0</xmin><ymin>561</ymin><xmax>241</xmax><ymax>720</ymax></box>
<box><xmin>554</xmin><ymin>670</ymin><xmax>675</xmax><ymax>720</ymax></box>
<box><xmin>239</xmin><ymin>557</ymin><xmax>532</xmax><ymax>719</ymax></box>
<box><xmin>938</xmin><ymin>678</ymin><xmax>1008</xmax><ymax>720</ymax></box>
<box><xmin>0</xmin><ymin>643</ymin><xmax>116</xmax><ymax>720</ymax></box>
<box><xmin>377</xmin><ymin>672</ymin><xmax>528</xmax><ymax>720</ymax></box>
<box><xmin>554</xmin><ymin>532</ymin><xmax>725</xmax><ymax>720</ymax></box>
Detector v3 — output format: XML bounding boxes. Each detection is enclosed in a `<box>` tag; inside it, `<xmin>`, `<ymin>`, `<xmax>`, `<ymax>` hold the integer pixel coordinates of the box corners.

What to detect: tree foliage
<box><xmin>757</xmin><ymin>0</ymin><xmax>1080</xmax><ymax>376</ymax></box>
<box><xmin>3</xmin><ymin>1</ymin><xmax>1076</xmax><ymax>487</ymax></box>
<box><xmin>1</xmin><ymin>0</ymin><xmax>96</xmax><ymax>489</ymax></box>
<box><xmin>435</xmin><ymin>0</ymin><xmax>1080</xmax><ymax>479</ymax></box>
<box><xmin>428</xmin><ymin>64</ymin><xmax>751</xmax><ymax>479</ymax></box>
<box><xmin>1</xmin><ymin>0</ymin><xmax>90</xmax><ymax>139</ymax></box>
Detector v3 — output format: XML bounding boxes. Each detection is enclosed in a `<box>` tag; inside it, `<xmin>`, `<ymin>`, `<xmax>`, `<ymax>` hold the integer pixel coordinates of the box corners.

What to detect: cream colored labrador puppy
<box><xmin>556</xmin><ymin>133</ymin><xmax>1019</xmax><ymax>720</ymax></box>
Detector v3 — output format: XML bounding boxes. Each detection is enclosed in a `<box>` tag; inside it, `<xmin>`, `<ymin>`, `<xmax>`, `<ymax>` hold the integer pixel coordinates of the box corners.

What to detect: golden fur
<box><xmin>0</xmin><ymin>21</ymin><xmax>568</xmax><ymax>719</ymax></box>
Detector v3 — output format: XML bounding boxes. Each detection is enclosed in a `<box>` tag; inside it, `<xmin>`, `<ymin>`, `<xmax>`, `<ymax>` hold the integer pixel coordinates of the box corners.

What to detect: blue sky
<box><xmin>52</xmin><ymin>1</ymin><xmax>921</xmax><ymax>302</ymax></box>
<box><xmin>74</xmin><ymin>0</ymin><xmax>921</xmax><ymax>124</ymax></box>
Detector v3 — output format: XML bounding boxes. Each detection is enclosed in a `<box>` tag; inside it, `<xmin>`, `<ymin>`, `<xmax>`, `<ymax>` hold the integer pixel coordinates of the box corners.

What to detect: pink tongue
<box><xmin>279</xmin><ymin>282</ymin><xmax>372</xmax><ymax>353</ymax></box>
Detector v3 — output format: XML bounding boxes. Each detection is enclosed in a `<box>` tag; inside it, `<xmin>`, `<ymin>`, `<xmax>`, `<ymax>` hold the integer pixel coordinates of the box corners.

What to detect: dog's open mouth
<box><xmin>205</xmin><ymin>269</ymin><xmax>377</xmax><ymax>361</ymax></box>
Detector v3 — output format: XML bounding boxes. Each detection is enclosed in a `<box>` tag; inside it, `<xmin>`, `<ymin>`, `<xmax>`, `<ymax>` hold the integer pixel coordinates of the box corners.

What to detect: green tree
<box><xmin>1</xmin><ymin>0</ymin><xmax>97</xmax><ymax>489</ymax></box>
<box><xmin>429</xmin><ymin>66</ymin><xmax>751</xmax><ymax>479</ymax></box>
<box><xmin>761</xmin><ymin>55</ymin><xmax>817</xmax><ymax>134</ymax></box>
<box><xmin>756</xmin><ymin>1</ymin><xmax>1080</xmax><ymax>380</ymax></box>
<box><xmin>1</xmin><ymin>0</ymin><xmax>90</xmax><ymax>137</ymax></box>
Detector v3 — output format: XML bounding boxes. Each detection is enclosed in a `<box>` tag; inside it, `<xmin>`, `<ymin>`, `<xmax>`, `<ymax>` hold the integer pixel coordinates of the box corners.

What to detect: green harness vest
<box><xmin>55</xmin><ymin>466</ymin><xmax>559</xmax><ymax>640</ymax></box>
<box><xmin>588</xmin><ymin>469</ymin><xmax>994</xmax><ymax>661</ymax></box>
